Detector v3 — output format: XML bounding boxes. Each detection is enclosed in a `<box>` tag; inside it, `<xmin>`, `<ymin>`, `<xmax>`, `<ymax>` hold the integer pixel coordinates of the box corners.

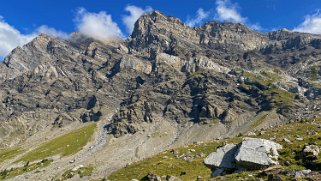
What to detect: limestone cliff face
<box><xmin>129</xmin><ymin>10</ymin><xmax>200</xmax><ymax>57</ymax></box>
<box><xmin>0</xmin><ymin>34</ymin><xmax>80</xmax><ymax>81</ymax></box>
<box><xmin>1</xmin><ymin>10</ymin><xmax>321</xmax><ymax>145</ymax></box>
<box><xmin>197</xmin><ymin>22</ymin><xmax>269</xmax><ymax>51</ymax></box>
<box><xmin>129</xmin><ymin>11</ymin><xmax>269</xmax><ymax>58</ymax></box>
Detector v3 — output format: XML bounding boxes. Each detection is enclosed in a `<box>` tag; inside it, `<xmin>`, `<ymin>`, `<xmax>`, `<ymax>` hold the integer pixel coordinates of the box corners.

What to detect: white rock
<box><xmin>247</xmin><ymin>131</ymin><xmax>256</xmax><ymax>136</ymax></box>
<box><xmin>294</xmin><ymin>169</ymin><xmax>311</xmax><ymax>178</ymax></box>
<box><xmin>120</xmin><ymin>56</ymin><xmax>152</xmax><ymax>74</ymax></box>
<box><xmin>303</xmin><ymin>145</ymin><xmax>320</xmax><ymax>158</ymax></box>
<box><xmin>71</xmin><ymin>165</ymin><xmax>84</xmax><ymax>172</ymax></box>
<box><xmin>235</xmin><ymin>137</ymin><xmax>283</xmax><ymax>168</ymax></box>
<box><xmin>283</xmin><ymin>138</ymin><xmax>292</xmax><ymax>144</ymax></box>
<box><xmin>204</xmin><ymin>144</ymin><xmax>238</xmax><ymax>168</ymax></box>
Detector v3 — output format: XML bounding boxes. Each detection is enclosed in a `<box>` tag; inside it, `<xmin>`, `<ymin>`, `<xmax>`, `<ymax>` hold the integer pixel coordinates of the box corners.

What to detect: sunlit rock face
<box><xmin>1</xmin><ymin>10</ymin><xmax>321</xmax><ymax>146</ymax></box>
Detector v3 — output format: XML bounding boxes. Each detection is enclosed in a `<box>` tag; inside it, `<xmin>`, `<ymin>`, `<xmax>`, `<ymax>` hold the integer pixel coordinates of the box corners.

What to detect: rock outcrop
<box><xmin>204</xmin><ymin>138</ymin><xmax>283</xmax><ymax>176</ymax></box>
<box><xmin>303</xmin><ymin>145</ymin><xmax>320</xmax><ymax>160</ymax></box>
<box><xmin>235</xmin><ymin>138</ymin><xmax>283</xmax><ymax>169</ymax></box>
<box><xmin>204</xmin><ymin>144</ymin><xmax>238</xmax><ymax>169</ymax></box>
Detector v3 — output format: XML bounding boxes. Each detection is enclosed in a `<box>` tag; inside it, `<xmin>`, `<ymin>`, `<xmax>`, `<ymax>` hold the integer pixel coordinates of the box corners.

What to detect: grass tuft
<box><xmin>57</xmin><ymin>165</ymin><xmax>94</xmax><ymax>180</ymax></box>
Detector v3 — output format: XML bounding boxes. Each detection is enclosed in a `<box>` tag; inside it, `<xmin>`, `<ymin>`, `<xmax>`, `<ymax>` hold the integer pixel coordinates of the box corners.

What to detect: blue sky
<box><xmin>0</xmin><ymin>0</ymin><xmax>321</xmax><ymax>59</ymax></box>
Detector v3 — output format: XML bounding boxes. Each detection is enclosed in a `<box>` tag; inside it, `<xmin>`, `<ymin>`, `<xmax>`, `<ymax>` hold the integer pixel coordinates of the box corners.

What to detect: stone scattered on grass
<box><xmin>283</xmin><ymin>138</ymin><xmax>292</xmax><ymax>144</ymax></box>
<box><xmin>303</xmin><ymin>145</ymin><xmax>320</xmax><ymax>160</ymax></box>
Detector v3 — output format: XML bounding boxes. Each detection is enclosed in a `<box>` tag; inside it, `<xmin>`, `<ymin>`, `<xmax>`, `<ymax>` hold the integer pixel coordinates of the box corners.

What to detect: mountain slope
<box><xmin>0</xmin><ymin>10</ymin><xmax>321</xmax><ymax>180</ymax></box>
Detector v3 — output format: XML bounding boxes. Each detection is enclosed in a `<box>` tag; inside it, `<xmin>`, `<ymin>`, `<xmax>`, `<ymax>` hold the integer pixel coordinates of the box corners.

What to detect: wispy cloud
<box><xmin>213</xmin><ymin>0</ymin><xmax>262</xmax><ymax>31</ymax></box>
<box><xmin>1</xmin><ymin>7</ymin><xmax>125</xmax><ymax>58</ymax></box>
<box><xmin>37</xmin><ymin>25</ymin><xmax>69</xmax><ymax>39</ymax></box>
<box><xmin>186</xmin><ymin>8</ymin><xmax>210</xmax><ymax>27</ymax></box>
<box><xmin>75</xmin><ymin>8</ymin><xmax>123</xmax><ymax>40</ymax></box>
<box><xmin>122</xmin><ymin>5</ymin><xmax>152</xmax><ymax>34</ymax></box>
<box><xmin>215</xmin><ymin>0</ymin><xmax>246</xmax><ymax>23</ymax></box>
<box><xmin>0</xmin><ymin>18</ymin><xmax>36</xmax><ymax>57</ymax></box>
<box><xmin>293</xmin><ymin>11</ymin><xmax>321</xmax><ymax>34</ymax></box>
<box><xmin>0</xmin><ymin>16</ymin><xmax>69</xmax><ymax>58</ymax></box>
<box><xmin>249</xmin><ymin>23</ymin><xmax>262</xmax><ymax>31</ymax></box>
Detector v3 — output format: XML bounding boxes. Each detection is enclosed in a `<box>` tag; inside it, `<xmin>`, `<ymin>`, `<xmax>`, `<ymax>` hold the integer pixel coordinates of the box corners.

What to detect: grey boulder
<box><xmin>303</xmin><ymin>145</ymin><xmax>320</xmax><ymax>159</ymax></box>
<box><xmin>204</xmin><ymin>144</ymin><xmax>238</xmax><ymax>169</ymax></box>
<box><xmin>204</xmin><ymin>137</ymin><xmax>284</xmax><ymax>175</ymax></box>
<box><xmin>235</xmin><ymin>137</ymin><xmax>283</xmax><ymax>169</ymax></box>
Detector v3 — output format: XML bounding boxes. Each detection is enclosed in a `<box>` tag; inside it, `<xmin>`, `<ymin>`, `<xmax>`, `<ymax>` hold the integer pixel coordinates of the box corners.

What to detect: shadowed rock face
<box><xmin>1</xmin><ymin>10</ymin><xmax>321</xmax><ymax>145</ymax></box>
<box><xmin>204</xmin><ymin>144</ymin><xmax>238</xmax><ymax>169</ymax></box>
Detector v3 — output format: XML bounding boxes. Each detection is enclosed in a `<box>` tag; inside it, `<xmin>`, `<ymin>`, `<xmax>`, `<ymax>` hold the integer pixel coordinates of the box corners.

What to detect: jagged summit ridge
<box><xmin>129</xmin><ymin>10</ymin><xmax>269</xmax><ymax>54</ymax></box>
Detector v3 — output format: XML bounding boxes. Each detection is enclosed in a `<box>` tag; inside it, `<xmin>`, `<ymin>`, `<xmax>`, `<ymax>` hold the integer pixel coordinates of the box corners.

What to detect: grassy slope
<box><xmin>109</xmin><ymin>118</ymin><xmax>321</xmax><ymax>181</ymax></box>
<box><xmin>108</xmin><ymin>137</ymin><xmax>241</xmax><ymax>181</ymax></box>
<box><xmin>56</xmin><ymin>165</ymin><xmax>95</xmax><ymax>180</ymax></box>
<box><xmin>17</xmin><ymin>123</ymin><xmax>96</xmax><ymax>163</ymax></box>
<box><xmin>0</xmin><ymin>159</ymin><xmax>53</xmax><ymax>180</ymax></box>
<box><xmin>0</xmin><ymin>123</ymin><xmax>96</xmax><ymax>180</ymax></box>
<box><xmin>0</xmin><ymin>148</ymin><xmax>22</xmax><ymax>164</ymax></box>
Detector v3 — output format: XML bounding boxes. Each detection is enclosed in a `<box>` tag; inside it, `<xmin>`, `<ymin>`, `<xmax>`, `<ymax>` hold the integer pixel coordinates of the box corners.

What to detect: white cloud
<box><xmin>186</xmin><ymin>8</ymin><xmax>210</xmax><ymax>27</ymax></box>
<box><xmin>214</xmin><ymin>0</ymin><xmax>264</xmax><ymax>31</ymax></box>
<box><xmin>249</xmin><ymin>23</ymin><xmax>262</xmax><ymax>31</ymax></box>
<box><xmin>37</xmin><ymin>25</ymin><xmax>69</xmax><ymax>39</ymax></box>
<box><xmin>0</xmin><ymin>18</ymin><xmax>36</xmax><ymax>57</ymax></box>
<box><xmin>215</xmin><ymin>0</ymin><xmax>246</xmax><ymax>23</ymax></box>
<box><xmin>0</xmin><ymin>16</ymin><xmax>69</xmax><ymax>58</ymax></box>
<box><xmin>293</xmin><ymin>11</ymin><xmax>321</xmax><ymax>34</ymax></box>
<box><xmin>122</xmin><ymin>5</ymin><xmax>152</xmax><ymax>33</ymax></box>
<box><xmin>75</xmin><ymin>8</ymin><xmax>123</xmax><ymax>40</ymax></box>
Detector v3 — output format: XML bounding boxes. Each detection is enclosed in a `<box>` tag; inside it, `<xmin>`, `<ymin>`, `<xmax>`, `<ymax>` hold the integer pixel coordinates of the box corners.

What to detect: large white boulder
<box><xmin>234</xmin><ymin>137</ymin><xmax>283</xmax><ymax>169</ymax></box>
<box><xmin>204</xmin><ymin>144</ymin><xmax>238</xmax><ymax>169</ymax></box>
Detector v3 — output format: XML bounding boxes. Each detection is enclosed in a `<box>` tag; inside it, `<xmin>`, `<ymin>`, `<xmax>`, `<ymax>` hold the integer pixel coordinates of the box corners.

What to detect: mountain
<box><xmin>1</xmin><ymin>10</ymin><xmax>321</xmax><ymax>180</ymax></box>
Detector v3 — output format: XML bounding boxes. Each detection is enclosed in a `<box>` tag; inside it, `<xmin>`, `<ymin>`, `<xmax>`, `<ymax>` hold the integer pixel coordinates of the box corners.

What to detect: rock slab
<box><xmin>204</xmin><ymin>137</ymin><xmax>283</xmax><ymax>173</ymax></box>
<box><xmin>235</xmin><ymin>137</ymin><xmax>283</xmax><ymax>169</ymax></box>
<box><xmin>204</xmin><ymin>144</ymin><xmax>238</xmax><ymax>169</ymax></box>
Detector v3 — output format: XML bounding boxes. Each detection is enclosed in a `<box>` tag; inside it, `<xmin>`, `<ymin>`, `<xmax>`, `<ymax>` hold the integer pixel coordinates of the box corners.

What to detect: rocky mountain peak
<box><xmin>129</xmin><ymin>10</ymin><xmax>198</xmax><ymax>56</ymax></box>
<box><xmin>264</xmin><ymin>29</ymin><xmax>321</xmax><ymax>51</ymax></box>
<box><xmin>129</xmin><ymin>10</ymin><xmax>270</xmax><ymax>55</ymax></box>
<box><xmin>197</xmin><ymin>21</ymin><xmax>269</xmax><ymax>51</ymax></box>
<box><xmin>131</xmin><ymin>10</ymin><xmax>186</xmax><ymax>35</ymax></box>
<box><xmin>0</xmin><ymin>33</ymin><xmax>80</xmax><ymax>81</ymax></box>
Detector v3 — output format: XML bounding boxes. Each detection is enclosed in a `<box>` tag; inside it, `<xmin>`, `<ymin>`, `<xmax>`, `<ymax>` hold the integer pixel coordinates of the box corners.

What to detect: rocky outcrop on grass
<box><xmin>204</xmin><ymin>138</ymin><xmax>283</xmax><ymax>176</ymax></box>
